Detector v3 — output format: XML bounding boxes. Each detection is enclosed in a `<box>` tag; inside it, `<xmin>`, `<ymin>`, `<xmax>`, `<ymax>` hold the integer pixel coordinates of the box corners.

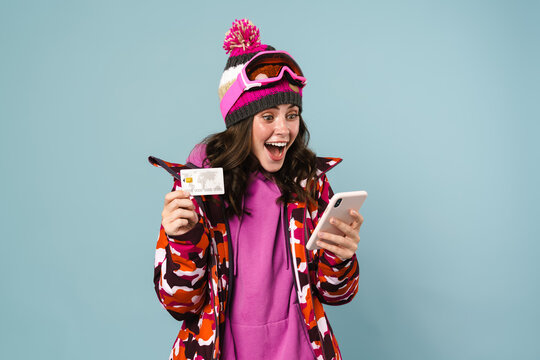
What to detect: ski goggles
<box><xmin>220</xmin><ymin>50</ymin><xmax>307</xmax><ymax>120</ymax></box>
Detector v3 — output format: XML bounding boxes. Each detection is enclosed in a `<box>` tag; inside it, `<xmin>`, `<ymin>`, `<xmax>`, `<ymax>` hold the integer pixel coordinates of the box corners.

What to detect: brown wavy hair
<box><xmin>203</xmin><ymin>115</ymin><xmax>318</xmax><ymax>217</ymax></box>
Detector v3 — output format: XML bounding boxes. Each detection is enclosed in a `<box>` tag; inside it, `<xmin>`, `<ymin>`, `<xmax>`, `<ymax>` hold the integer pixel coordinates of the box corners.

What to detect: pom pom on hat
<box><xmin>218</xmin><ymin>18</ymin><xmax>272</xmax><ymax>101</ymax></box>
<box><xmin>223</xmin><ymin>19</ymin><xmax>261</xmax><ymax>55</ymax></box>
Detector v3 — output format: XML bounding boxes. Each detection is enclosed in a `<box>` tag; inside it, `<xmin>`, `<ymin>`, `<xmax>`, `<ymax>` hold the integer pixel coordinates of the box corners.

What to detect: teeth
<box><xmin>265</xmin><ymin>142</ymin><xmax>287</xmax><ymax>147</ymax></box>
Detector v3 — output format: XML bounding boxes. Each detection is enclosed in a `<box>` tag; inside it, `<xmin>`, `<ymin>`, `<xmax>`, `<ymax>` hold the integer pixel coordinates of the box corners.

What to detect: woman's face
<box><xmin>251</xmin><ymin>104</ymin><xmax>300</xmax><ymax>173</ymax></box>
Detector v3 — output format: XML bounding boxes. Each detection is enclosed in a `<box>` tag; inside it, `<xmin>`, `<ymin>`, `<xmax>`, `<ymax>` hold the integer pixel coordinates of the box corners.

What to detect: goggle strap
<box><xmin>220</xmin><ymin>74</ymin><xmax>246</xmax><ymax>119</ymax></box>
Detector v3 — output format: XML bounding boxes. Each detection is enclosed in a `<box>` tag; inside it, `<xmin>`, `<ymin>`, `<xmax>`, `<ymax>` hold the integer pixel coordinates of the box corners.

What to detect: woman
<box><xmin>152</xmin><ymin>19</ymin><xmax>364</xmax><ymax>360</ymax></box>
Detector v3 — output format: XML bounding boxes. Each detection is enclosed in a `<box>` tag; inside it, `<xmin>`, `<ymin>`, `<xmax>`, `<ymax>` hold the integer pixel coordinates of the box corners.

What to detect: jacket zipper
<box><xmin>209</xmin><ymin>198</ymin><xmax>234</xmax><ymax>360</ymax></box>
<box><xmin>304</xmin><ymin>207</ymin><xmax>332</xmax><ymax>360</ymax></box>
<box><xmin>208</xmin><ymin>257</ymin><xmax>218</xmax><ymax>360</ymax></box>
<box><xmin>223</xmin><ymin>201</ymin><xmax>234</xmax><ymax>314</ymax></box>
<box><xmin>283</xmin><ymin>203</ymin><xmax>328</xmax><ymax>360</ymax></box>
<box><xmin>197</xmin><ymin>197</ymin><xmax>219</xmax><ymax>360</ymax></box>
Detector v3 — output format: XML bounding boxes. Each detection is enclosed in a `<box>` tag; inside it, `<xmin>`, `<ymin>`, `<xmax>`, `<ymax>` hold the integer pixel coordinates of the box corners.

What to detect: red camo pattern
<box><xmin>152</xmin><ymin>157</ymin><xmax>359</xmax><ymax>360</ymax></box>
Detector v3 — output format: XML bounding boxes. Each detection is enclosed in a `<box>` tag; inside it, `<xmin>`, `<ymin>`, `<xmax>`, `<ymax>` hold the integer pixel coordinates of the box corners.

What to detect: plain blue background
<box><xmin>1</xmin><ymin>1</ymin><xmax>539</xmax><ymax>359</ymax></box>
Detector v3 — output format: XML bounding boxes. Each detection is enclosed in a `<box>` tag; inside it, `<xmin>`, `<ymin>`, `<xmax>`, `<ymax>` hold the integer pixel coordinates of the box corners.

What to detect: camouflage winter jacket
<box><xmin>150</xmin><ymin>156</ymin><xmax>359</xmax><ymax>360</ymax></box>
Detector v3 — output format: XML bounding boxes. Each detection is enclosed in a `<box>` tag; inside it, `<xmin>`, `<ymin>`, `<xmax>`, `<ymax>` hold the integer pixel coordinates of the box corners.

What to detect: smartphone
<box><xmin>306</xmin><ymin>191</ymin><xmax>368</xmax><ymax>251</ymax></box>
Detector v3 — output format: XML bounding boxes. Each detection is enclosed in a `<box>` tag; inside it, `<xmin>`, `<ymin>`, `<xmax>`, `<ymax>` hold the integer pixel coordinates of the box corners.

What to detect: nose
<box><xmin>274</xmin><ymin>115</ymin><xmax>289</xmax><ymax>136</ymax></box>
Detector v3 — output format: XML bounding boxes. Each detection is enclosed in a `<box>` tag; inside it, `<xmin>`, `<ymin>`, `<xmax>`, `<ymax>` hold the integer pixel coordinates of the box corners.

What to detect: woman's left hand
<box><xmin>316</xmin><ymin>210</ymin><xmax>364</xmax><ymax>260</ymax></box>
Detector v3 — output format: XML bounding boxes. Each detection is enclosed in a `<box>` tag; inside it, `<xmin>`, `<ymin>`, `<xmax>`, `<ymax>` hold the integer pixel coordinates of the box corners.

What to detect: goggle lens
<box><xmin>245</xmin><ymin>52</ymin><xmax>304</xmax><ymax>81</ymax></box>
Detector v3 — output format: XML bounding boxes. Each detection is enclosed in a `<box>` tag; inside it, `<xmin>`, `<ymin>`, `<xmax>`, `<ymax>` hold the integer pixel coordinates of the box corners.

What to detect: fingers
<box><xmin>318</xmin><ymin>230</ymin><xmax>358</xmax><ymax>251</ymax></box>
<box><xmin>328</xmin><ymin>216</ymin><xmax>357</xmax><ymax>239</ymax></box>
<box><xmin>164</xmin><ymin>217</ymin><xmax>198</xmax><ymax>236</ymax></box>
<box><xmin>162</xmin><ymin>189</ymin><xmax>199</xmax><ymax>236</ymax></box>
<box><xmin>164</xmin><ymin>189</ymin><xmax>192</xmax><ymax>206</ymax></box>
<box><xmin>166</xmin><ymin>218</ymin><xmax>191</xmax><ymax>232</ymax></box>
<box><xmin>316</xmin><ymin>210</ymin><xmax>364</xmax><ymax>260</ymax></box>
<box><xmin>168</xmin><ymin>207</ymin><xmax>198</xmax><ymax>224</ymax></box>
<box><xmin>316</xmin><ymin>236</ymin><xmax>356</xmax><ymax>260</ymax></box>
<box><xmin>164</xmin><ymin>197</ymin><xmax>195</xmax><ymax>213</ymax></box>
<box><xmin>350</xmin><ymin>210</ymin><xmax>364</xmax><ymax>229</ymax></box>
<box><xmin>329</xmin><ymin>210</ymin><xmax>364</xmax><ymax>234</ymax></box>
<box><xmin>164</xmin><ymin>190</ymin><xmax>194</xmax><ymax>211</ymax></box>
<box><xmin>162</xmin><ymin>208</ymin><xmax>199</xmax><ymax>236</ymax></box>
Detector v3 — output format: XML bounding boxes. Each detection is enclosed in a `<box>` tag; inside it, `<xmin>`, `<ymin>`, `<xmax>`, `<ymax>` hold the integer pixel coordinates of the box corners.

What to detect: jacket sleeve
<box><xmin>309</xmin><ymin>173</ymin><xmax>360</xmax><ymax>305</ymax></box>
<box><xmin>153</xmin><ymin>196</ymin><xmax>210</xmax><ymax>321</ymax></box>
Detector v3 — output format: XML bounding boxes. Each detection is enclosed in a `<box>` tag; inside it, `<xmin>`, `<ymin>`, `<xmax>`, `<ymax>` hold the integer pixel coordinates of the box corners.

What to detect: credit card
<box><xmin>179</xmin><ymin>168</ymin><xmax>225</xmax><ymax>195</ymax></box>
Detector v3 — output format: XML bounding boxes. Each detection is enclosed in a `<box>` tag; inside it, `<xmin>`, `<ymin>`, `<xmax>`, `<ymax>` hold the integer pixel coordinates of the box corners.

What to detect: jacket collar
<box><xmin>148</xmin><ymin>155</ymin><xmax>343</xmax><ymax>181</ymax></box>
<box><xmin>316</xmin><ymin>156</ymin><xmax>343</xmax><ymax>175</ymax></box>
<box><xmin>148</xmin><ymin>156</ymin><xmax>193</xmax><ymax>182</ymax></box>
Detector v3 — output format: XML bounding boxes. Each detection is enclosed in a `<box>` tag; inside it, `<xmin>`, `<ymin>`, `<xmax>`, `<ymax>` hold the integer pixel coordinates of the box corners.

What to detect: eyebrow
<box><xmin>268</xmin><ymin>104</ymin><xmax>298</xmax><ymax>110</ymax></box>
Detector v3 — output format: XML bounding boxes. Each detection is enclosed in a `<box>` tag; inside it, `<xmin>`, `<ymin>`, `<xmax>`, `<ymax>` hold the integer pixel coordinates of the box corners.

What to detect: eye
<box><xmin>286</xmin><ymin>113</ymin><xmax>299</xmax><ymax>120</ymax></box>
<box><xmin>262</xmin><ymin>114</ymin><xmax>274</xmax><ymax>121</ymax></box>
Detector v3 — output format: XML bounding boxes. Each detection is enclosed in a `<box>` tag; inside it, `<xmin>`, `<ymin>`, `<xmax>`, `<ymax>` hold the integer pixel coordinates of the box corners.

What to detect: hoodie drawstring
<box><xmin>233</xmin><ymin>195</ymin><xmax>245</xmax><ymax>277</ymax></box>
<box><xmin>282</xmin><ymin>205</ymin><xmax>290</xmax><ymax>270</ymax></box>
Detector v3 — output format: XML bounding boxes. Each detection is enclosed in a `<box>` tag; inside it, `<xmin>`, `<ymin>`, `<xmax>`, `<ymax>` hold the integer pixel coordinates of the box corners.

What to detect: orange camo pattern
<box><xmin>152</xmin><ymin>157</ymin><xmax>359</xmax><ymax>360</ymax></box>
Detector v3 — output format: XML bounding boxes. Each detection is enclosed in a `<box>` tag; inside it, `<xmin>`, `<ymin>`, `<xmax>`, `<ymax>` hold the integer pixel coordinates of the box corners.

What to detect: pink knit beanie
<box><xmin>218</xmin><ymin>19</ymin><xmax>304</xmax><ymax>128</ymax></box>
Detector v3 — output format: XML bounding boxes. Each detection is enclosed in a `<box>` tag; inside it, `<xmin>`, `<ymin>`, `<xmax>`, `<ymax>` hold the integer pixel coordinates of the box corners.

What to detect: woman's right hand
<box><xmin>161</xmin><ymin>190</ymin><xmax>199</xmax><ymax>236</ymax></box>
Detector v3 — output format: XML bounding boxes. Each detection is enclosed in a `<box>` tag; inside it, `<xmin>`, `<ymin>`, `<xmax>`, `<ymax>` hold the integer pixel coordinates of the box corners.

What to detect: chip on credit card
<box><xmin>179</xmin><ymin>168</ymin><xmax>225</xmax><ymax>195</ymax></box>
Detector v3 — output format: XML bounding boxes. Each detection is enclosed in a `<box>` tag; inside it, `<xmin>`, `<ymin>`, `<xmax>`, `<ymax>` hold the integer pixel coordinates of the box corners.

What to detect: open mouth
<box><xmin>264</xmin><ymin>141</ymin><xmax>288</xmax><ymax>161</ymax></box>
